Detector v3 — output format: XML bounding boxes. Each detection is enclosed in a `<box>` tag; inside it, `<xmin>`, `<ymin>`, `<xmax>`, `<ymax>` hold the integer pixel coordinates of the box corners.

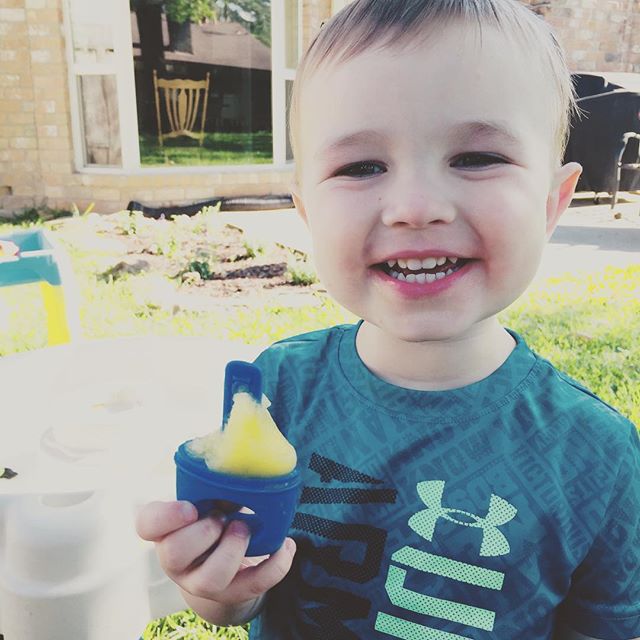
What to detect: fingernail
<box><xmin>285</xmin><ymin>538</ymin><xmax>296</xmax><ymax>553</ymax></box>
<box><xmin>179</xmin><ymin>501</ymin><xmax>196</xmax><ymax>520</ymax></box>
<box><xmin>229</xmin><ymin>519</ymin><xmax>250</xmax><ymax>538</ymax></box>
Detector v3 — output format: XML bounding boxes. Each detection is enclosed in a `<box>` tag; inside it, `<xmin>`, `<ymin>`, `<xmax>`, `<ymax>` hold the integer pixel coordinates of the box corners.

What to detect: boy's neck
<box><xmin>355</xmin><ymin>319</ymin><xmax>516</xmax><ymax>391</ymax></box>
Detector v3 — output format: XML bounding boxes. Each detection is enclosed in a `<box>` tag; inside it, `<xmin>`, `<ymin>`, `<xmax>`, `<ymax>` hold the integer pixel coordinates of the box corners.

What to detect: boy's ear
<box><xmin>290</xmin><ymin>182</ymin><xmax>309</xmax><ymax>227</ymax></box>
<box><xmin>545</xmin><ymin>162</ymin><xmax>582</xmax><ymax>238</ymax></box>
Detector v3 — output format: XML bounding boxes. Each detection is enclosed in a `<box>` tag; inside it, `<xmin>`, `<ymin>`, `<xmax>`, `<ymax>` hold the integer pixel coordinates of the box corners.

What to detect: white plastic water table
<box><xmin>0</xmin><ymin>336</ymin><xmax>260</xmax><ymax>640</ymax></box>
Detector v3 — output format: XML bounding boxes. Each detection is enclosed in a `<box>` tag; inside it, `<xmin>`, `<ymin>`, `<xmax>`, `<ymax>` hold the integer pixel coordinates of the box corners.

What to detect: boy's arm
<box><xmin>555</xmin><ymin>423</ymin><xmax>640</xmax><ymax>640</ymax></box>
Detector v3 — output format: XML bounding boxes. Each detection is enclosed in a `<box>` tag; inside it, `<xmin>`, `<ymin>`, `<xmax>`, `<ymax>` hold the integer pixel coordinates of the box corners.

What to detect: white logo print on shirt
<box><xmin>375</xmin><ymin>480</ymin><xmax>518</xmax><ymax>638</ymax></box>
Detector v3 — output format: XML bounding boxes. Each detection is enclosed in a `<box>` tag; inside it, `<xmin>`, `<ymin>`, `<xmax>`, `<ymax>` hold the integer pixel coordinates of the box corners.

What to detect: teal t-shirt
<box><xmin>250</xmin><ymin>323</ymin><xmax>640</xmax><ymax>640</ymax></box>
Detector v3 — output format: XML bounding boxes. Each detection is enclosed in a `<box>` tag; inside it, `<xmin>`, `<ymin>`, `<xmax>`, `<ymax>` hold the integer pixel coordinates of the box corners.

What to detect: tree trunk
<box><xmin>136</xmin><ymin>4</ymin><xmax>164</xmax><ymax>67</ymax></box>
<box><xmin>168</xmin><ymin>20</ymin><xmax>193</xmax><ymax>53</ymax></box>
<box><xmin>134</xmin><ymin>4</ymin><xmax>165</xmax><ymax>136</ymax></box>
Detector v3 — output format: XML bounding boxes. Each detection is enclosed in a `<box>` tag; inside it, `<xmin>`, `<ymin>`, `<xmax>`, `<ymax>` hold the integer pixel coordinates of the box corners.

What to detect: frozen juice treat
<box><xmin>175</xmin><ymin>360</ymin><xmax>301</xmax><ymax>556</ymax></box>
<box><xmin>187</xmin><ymin>391</ymin><xmax>296</xmax><ymax>477</ymax></box>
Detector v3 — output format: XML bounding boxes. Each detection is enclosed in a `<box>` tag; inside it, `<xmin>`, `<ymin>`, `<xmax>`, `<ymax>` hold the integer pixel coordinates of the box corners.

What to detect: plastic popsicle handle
<box><xmin>222</xmin><ymin>360</ymin><xmax>263</xmax><ymax>429</ymax></box>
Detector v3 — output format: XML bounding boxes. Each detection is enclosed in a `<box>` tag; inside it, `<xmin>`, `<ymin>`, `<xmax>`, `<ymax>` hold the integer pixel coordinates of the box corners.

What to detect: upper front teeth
<box><xmin>386</xmin><ymin>256</ymin><xmax>458</xmax><ymax>270</ymax></box>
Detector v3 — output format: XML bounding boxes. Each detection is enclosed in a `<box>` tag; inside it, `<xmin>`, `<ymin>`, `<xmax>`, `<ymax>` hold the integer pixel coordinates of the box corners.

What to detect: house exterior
<box><xmin>1</xmin><ymin>0</ymin><xmax>639</xmax><ymax>216</ymax></box>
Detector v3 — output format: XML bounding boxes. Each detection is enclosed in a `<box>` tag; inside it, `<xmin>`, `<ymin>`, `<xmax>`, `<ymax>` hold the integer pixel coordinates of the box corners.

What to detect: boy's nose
<box><xmin>380</xmin><ymin>174</ymin><xmax>456</xmax><ymax>228</ymax></box>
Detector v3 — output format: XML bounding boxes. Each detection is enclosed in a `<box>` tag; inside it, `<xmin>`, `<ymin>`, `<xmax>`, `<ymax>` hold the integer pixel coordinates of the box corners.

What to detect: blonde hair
<box><xmin>289</xmin><ymin>0</ymin><xmax>577</xmax><ymax>169</ymax></box>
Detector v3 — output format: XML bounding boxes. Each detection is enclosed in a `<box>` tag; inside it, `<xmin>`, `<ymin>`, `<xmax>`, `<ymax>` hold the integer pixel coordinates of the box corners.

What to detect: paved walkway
<box><xmin>536</xmin><ymin>195</ymin><xmax>639</xmax><ymax>281</ymax></box>
<box><xmin>220</xmin><ymin>193</ymin><xmax>640</xmax><ymax>282</ymax></box>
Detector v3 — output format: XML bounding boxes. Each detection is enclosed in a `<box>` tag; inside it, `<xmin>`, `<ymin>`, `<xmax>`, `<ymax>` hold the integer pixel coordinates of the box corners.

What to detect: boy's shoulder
<box><xmin>255</xmin><ymin>326</ymin><xmax>637</xmax><ymax>446</ymax></box>
<box><xmin>255</xmin><ymin>323</ymin><xmax>353</xmax><ymax>365</ymax></box>
<box><xmin>252</xmin><ymin>324</ymin><xmax>354</xmax><ymax>421</ymax></box>
<box><xmin>525</xmin><ymin>341</ymin><xmax>636</xmax><ymax>446</ymax></box>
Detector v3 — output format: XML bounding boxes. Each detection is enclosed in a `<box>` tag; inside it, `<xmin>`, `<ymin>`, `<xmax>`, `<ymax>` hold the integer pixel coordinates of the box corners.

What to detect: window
<box><xmin>64</xmin><ymin>0</ymin><xmax>299</xmax><ymax>170</ymax></box>
<box><xmin>272</xmin><ymin>0</ymin><xmax>301</xmax><ymax>163</ymax></box>
<box><xmin>64</xmin><ymin>0</ymin><xmax>135</xmax><ymax>168</ymax></box>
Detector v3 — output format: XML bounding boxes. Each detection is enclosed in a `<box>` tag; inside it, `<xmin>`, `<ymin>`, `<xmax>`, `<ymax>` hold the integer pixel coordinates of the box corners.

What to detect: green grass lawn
<box><xmin>143</xmin><ymin>611</ymin><xmax>248</xmax><ymax>639</ymax></box>
<box><xmin>139</xmin><ymin>131</ymin><xmax>273</xmax><ymax>166</ymax></box>
<box><xmin>1</xmin><ymin>212</ymin><xmax>638</xmax><ymax>638</ymax></box>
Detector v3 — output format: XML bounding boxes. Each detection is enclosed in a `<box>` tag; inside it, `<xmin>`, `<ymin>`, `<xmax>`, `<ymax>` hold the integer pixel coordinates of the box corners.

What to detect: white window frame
<box><xmin>271</xmin><ymin>0</ymin><xmax>302</xmax><ymax>166</ymax></box>
<box><xmin>63</xmin><ymin>0</ymin><xmax>300</xmax><ymax>173</ymax></box>
<box><xmin>62</xmin><ymin>0</ymin><xmax>140</xmax><ymax>171</ymax></box>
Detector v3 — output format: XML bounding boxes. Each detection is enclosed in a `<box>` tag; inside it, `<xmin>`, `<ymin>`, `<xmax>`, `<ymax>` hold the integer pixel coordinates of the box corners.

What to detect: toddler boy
<box><xmin>137</xmin><ymin>1</ymin><xmax>640</xmax><ymax>638</ymax></box>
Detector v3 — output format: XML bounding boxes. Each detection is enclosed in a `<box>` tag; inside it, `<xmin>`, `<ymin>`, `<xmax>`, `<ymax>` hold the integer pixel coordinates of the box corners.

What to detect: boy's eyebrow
<box><xmin>314</xmin><ymin>121</ymin><xmax>525</xmax><ymax>160</ymax></box>
<box><xmin>314</xmin><ymin>129</ymin><xmax>388</xmax><ymax>159</ymax></box>
<box><xmin>450</xmin><ymin>120</ymin><xmax>524</xmax><ymax>147</ymax></box>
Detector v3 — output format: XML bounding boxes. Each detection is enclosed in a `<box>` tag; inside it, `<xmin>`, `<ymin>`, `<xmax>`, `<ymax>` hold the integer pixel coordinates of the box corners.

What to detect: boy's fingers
<box><xmin>217</xmin><ymin>537</ymin><xmax>296</xmax><ymax>604</ymax></box>
<box><xmin>135</xmin><ymin>500</ymin><xmax>198</xmax><ymax>541</ymax></box>
<box><xmin>157</xmin><ymin>514</ymin><xmax>227</xmax><ymax>576</ymax></box>
<box><xmin>140</xmin><ymin>504</ymin><xmax>295</xmax><ymax>603</ymax></box>
<box><xmin>181</xmin><ymin>519</ymin><xmax>253</xmax><ymax>598</ymax></box>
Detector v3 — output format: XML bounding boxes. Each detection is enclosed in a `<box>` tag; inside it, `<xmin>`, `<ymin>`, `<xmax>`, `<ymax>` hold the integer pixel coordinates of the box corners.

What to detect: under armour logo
<box><xmin>409</xmin><ymin>480</ymin><xmax>517</xmax><ymax>557</ymax></box>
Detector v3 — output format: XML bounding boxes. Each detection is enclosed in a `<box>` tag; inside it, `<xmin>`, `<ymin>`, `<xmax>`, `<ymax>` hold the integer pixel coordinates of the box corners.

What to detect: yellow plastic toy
<box><xmin>0</xmin><ymin>230</ymin><xmax>78</xmax><ymax>346</ymax></box>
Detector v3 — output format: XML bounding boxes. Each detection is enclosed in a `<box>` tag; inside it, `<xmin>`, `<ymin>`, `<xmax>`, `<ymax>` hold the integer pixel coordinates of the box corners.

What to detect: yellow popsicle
<box><xmin>188</xmin><ymin>392</ymin><xmax>296</xmax><ymax>477</ymax></box>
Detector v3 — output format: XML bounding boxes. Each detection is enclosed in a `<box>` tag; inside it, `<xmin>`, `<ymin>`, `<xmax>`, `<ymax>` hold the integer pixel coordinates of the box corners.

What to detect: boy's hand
<box><xmin>136</xmin><ymin>501</ymin><xmax>296</xmax><ymax>611</ymax></box>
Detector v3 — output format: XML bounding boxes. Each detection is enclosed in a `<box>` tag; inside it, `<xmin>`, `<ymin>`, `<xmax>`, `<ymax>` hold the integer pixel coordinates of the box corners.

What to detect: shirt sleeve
<box><xmin>558</xmin><ymin>422</ymin><xmax>640</xmax><ymax>640</ymax></box>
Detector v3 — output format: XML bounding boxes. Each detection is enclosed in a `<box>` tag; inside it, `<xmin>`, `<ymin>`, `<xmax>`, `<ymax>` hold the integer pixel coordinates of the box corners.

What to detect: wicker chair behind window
<box><xmin>153</xmin><ymin>70</ymin><xmax>211</xmax><ymax>147</ymax></box>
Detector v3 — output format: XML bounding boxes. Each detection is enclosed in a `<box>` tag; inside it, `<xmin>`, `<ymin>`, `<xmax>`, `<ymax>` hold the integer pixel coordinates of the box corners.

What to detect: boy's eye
<box><xmin>451</xmin><ymin>153</ymin><xmax>509</xmax><ymax>169</ymax></box>
<box><xmin>334</xmin><ymin>161</ymin><xmax>386</xmax><ymax>178</ymax></box>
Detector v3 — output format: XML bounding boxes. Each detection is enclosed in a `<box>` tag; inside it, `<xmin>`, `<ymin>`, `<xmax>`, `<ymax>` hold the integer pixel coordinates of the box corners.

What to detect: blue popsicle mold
<box><xmin>221</xmin><ymin>360</ymin><xmax>263</xmax><ymax>426</ymax></box>
<box><xmin>175</xmin><ymin>441</ymin><xmax>301</xmax><ymax>557</ymax></box>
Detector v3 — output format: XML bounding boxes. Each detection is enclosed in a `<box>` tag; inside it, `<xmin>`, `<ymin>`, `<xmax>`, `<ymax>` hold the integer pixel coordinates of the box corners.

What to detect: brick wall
<box><xmin>0</xmin><ymin>1</ymin><xmax>46</xmax><ymax>212</ymax></box>
<box><xmin>315</xmin><ymin>0</ymin><xmax>640</xmax><ymax>73</ymax></box>
<box><xmin>522</xmin><ymin>0</ymin><xmax>640</xmax><ymax>72</ymax></box>
<box><xmin>0</xmin><ymin>0</ymin><xmax>638</xmax><ymax>216</ymax></box>
<box><xmin>303</xmin><ymin>0</ymin><xmax>331</xmax><ymax>50</ymax></box>
<box><xmin>0</xmin><ymin>0</ymin><xmax>294</xmax><ymax>216</ymax></box>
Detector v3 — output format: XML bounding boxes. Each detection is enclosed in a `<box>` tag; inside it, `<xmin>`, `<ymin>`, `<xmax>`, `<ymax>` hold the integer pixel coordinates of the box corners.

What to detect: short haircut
<box><xmin>289</xmin><ymin>0</ymin><xmax>577</xmax><ymax>170</ymax></box>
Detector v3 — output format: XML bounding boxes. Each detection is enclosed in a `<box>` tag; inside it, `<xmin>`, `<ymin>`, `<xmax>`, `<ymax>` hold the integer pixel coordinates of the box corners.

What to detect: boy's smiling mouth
<box><xmin>378</xmin><ymin>255</ymin><xmax>469</xmax><ymax>283</ymax></box>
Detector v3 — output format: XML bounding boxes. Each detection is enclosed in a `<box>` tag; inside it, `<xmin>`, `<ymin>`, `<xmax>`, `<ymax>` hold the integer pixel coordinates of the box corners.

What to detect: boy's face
<box><xmin>292</xmin><ymin>21</ymin><xmax>581</xmax><ymax>344</ymax></box>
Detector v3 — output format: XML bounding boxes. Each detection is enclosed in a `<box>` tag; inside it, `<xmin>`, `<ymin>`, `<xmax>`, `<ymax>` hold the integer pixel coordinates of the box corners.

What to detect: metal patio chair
<box><xmin>611</xmin><ymin>132</ymin><xmax>640</xmax><ymax>211</ymax></box>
